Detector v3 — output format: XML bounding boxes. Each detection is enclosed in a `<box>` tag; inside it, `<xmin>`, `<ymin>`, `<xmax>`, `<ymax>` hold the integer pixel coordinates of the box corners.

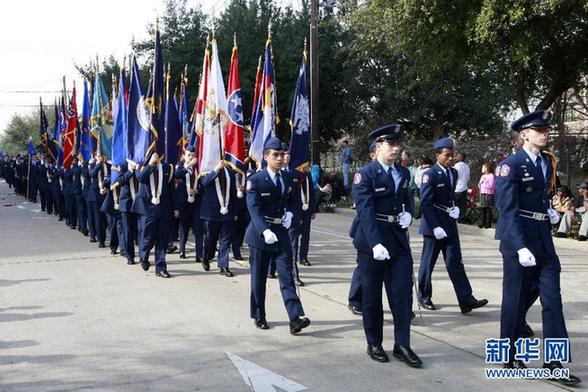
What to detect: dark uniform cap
<box><xmin>264</xmin><ymin>137</ymin><xmax>283</xmax><ymax>152</ymax></box>
<box><xmin>281</xmin><ymin>142</ymin><xmax>290</xmax><ymax>152</ymax></box>
<box><xmin>369</xmin><ymin>139</ymin><xmax>377</xmax><ymax>153</ymax></box>
<box><xmin>368</xmin><ymin>124</ymin><xmax>404</xmax><ymax>143</ymax></box>
<box><xmin>433</xmin><ymin>137</ymin><xmax>454</xmax><ymax>150</ymax></box>
<box><xmin>510</xmin><ymin>110</ymin><xmax>552</xmax><ymax>132</ymax></box>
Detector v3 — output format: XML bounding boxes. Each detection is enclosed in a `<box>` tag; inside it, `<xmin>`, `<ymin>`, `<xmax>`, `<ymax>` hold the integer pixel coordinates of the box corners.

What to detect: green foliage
<box><xmin>0</xmin><ymin>111</ymin><xmax>53</xmax><ymax>155</ymax></box>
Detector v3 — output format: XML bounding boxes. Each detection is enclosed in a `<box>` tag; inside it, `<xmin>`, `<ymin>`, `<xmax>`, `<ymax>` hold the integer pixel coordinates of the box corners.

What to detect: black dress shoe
<box><xmin>520</xmin><ymin>322</ymin><xmax>534</xmax><ymax>338</ymax></box>
<box><xmin>156</xmin><ymin>271</ymin><xmax>171</xmax><ymax>278</ymax></box>
<box><xmin>90</xmin><ymin>237</ymin><xmax>97</xmax><ymax>243</ymax></box>
<box><xmin>295</xmin><ymin>277</ymin><xmax>305</xmax><ymax>286</ymax></box>
<box><xmin>98</xmin><ymin>242</ymin><xmax>106</xmax><ymax>248</ymax></box>
<box><xmin>300</xmin><ymin>258</ymin><xmax>312</xmax><ymax>266</ymax></box>
<box><xmin>578</xmin><ymin>235</ymin><xmax>587</xmax><ymax>241</ymax></box>
<box><xmin>460</xmin><ymin>298</ymin><xmax>488</xmax><ymax>314</ymax></box>
<box><xmin>110</xmin><ymin>249</ymin><xmax>117</xmax><ymax>255</ymax></box>
<box><xmin>411</xmin><ymin>311</ymin><xmax>416</xmax><ymax>320</ymax></box>
<box><xmin>166</xmin><ymin>245</ymin><xmax>178</xmax><ymax>254</ymax></box>
<box><xmin>179</xmin><ymin>252</ymin><xmax>186</xmax><ymax>259</ymax></box>
<box><xmin>289</xmin><ymin>317</ymin><xmax>311</xmax><ymax>334</ymax></box>
<box><xmin>220</xmin><ymin>267</ymin><xmax>234</xmax><ymax>277</ymax></box>
<box><xmin>418</xmin><ymin>298</ymin><xmax>436</xmax><ymax>310</ymax></box>
<box><xmin>543</xmin><ymin>361</ymin><xmax>582</xmax><ymax>386</ymax></box>
<box><xmin>504</xmin><ymin>360</ymin><xmax>527</xmax><ymax>369</ymax></box>
<box><xmin>367</xmin><ymin>345</ymin><xmax>389</xmax><ymax>362</ymax></box>
<box><xmin>195</xmin><ymin>256</ymin><xmax>202</xmax><ymax>263</ymax></box>
<box><xmin>254</xmin><ymin>319</ymin><xmax>269</xmax><ymax>330</ymax></box>
<box><xmin>140</xmin><ymin>260</ymin><xmax>150</xmax><ymax>271</ymax></box>
<box><xmin>233</xmin><ymin>254</ymin><xmax>244</xmax><ymax>261</ymax></box>
<box><xmin>70</xmin><ymin>225</ymin><xmax>77</xmax><ymax>230</ymax></box>
<box><xmin>268</xmin><ymin>272</ymin><xmax>276</xmax><ymax>279</ymax></box>
<box><xmin>127</xmin><ymin>259</ymin><xmax>136</xmax><ymax>265</ymax></box>
<box><xmin>393</xmin><ymin>345</ymin><xmax>423</xmax><ymax>368</ymax></box>
<box><xmin>348</xmin><ymin>304</ymin><xmax>362</xmax><ymax>315</ymax></box>
<box><xmin>202</xmin><ymin>259</ymin><xmax>210</xmax><ymax>271</ymax></box>
<box><xmin>554</xmin><ymin>231</ymin><xmax>567</xmax><ymax>238</ymax></box>
<box><xmin>82</xmin><ymin>230</ymin><xmax>89</xmax><ymax>236</ymax></box>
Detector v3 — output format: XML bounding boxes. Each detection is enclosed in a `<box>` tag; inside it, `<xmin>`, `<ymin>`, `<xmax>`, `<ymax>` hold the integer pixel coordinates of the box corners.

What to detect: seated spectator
<box><xmin>552</xmin><ymin>186</ymin><xmax>574</xmax><ymax>216</ymax></box>
<box><xmin>555</xmin><ymin>181</ymin><xmax>588</xmax><ymax>241</ymax></box>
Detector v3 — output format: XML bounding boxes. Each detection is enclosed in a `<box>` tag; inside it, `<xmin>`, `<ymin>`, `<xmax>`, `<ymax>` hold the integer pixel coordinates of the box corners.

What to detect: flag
<box><xmin>39</xmin><ymin>98</ymin><xmax>53</xmax><ymax>160</ymax></box>
<box><xmin>53</xmin><ymin>99</ymin><xmax>66</xmax><ymax>167</ymax></box>
<box><xmin>127</xmin><ymin>55</ymin><xmax>150</xmax><ymax>164</ymax></box>
<box><xmin>79</xmin><ymin>80</ymin><xmax>93</xmax><ymax>161</ymax></box>
<box><xmin>224</xmin><ymin>37</ymin><xmax>246</xmax><ymax>174</ymax></box>
<box><xmin>199</xmin><ymin>36</ymin><xmax>228</xmax><ymax>174</ymax></box>
<box><xmin>288</xmin><ymin>46</ymin><xmax>310</xmax><ymax>171</ymax></box>
<box><xmin>28</xmin><ymin>137</ymin><xmax>35</xmax><ymax>156</ymax></box>
<box><xmin>249</xmin><ymin>32</ymin><xmax>278</xmax><ymax>167</ymax></box>
<box><xmin>250</xmin><ymin>55</ymin><xmax>262</xmax><ymax>137</ymax></box>
<box><xmin>145</xmin><ymin>22</ymin><xmax>165</xmax><ymax>159</ymax></box>
<box><xmin>111</xmin><ymin>68</ymin><xmax>127</xmax><ymax>186</ymax></box>
<box><xmin>164</xmin><ymin>66</ymin><xmax>182</xmax><ymax>165</ymax></box>
<box><xmin>189</xmin><ymin>37</ymin><xmax>210</xmax><ymax>151</ymax></box>
<box><xmin>91</xmin><ymin>67</ymin><xmax>114</xmax><ymax>159</ymax></box>
<box><xmin>178</xmin><ymin>68</ymin><xmax>190</xmax><ymax>152</ymax></box>
<box><xmin>62</xmin><ymin>85</ymin><xmax>78</xmax><ymax>168</ymax></box>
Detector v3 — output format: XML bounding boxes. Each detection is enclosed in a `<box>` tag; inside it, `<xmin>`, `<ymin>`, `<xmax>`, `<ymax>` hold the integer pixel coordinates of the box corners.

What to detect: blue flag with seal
<box><xmin>91</xmin><ymin>68</ymin><xmax>114</xmax><ymax>159</ymax></box>
<box><xmin>145</xmin><ymin>21</ymin><xmax>165</xmax><ymax>159</ymax></box>
<box><xmin>111</xmin><ymin>68</ymin><xmax>127</xmax><ymax>187</ymax></box>
<box><xmin>28</xmin><ymin>137</ymin><xmax>35</xmax><ymax>156</ymax></box>
<box><xmin>289</xmin><ymin>45</ymin><xmax>310</xmax><ymax>172</ymax></box>
<box><xmin>54</xmin><ymin>99</ymin><xmax>66</xmax><ymax>167</ymax></box>
<box><xmin>127</xmin><ymin>56</ymin><xmax>150</xmax><ymax>164</ymax></box>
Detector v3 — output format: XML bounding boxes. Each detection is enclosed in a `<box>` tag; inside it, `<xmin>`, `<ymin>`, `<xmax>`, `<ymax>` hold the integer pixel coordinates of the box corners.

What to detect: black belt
<box><xmin>519</xmin><ymin>209</ymin><xmax>549</xmax><ymax>221</ymax></box>
<box><xmin>264</xmin><ymin>216</ymin><xmax>282</xmax><ymax>225</ymax></box>
<box><xmin>434</xmin><ymin>203</ymin><xmax>452</xmax><ymax>213</ymax></box>
<box><xmin>375</xmin><ymin>213</ymin><xmax>399</xmax><ymax>223</ymax></box>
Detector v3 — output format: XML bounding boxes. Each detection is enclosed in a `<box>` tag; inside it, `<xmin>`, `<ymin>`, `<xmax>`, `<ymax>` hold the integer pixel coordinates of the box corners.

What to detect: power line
<box><xmin>0</xmin><ymin>90</ymin><xmax>71</xmax><ymax>94</ymax></box>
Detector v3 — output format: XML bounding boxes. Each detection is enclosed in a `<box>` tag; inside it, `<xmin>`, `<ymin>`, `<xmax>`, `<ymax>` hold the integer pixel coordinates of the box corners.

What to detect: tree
<box><xmin>0</xmin><ymin>111</ymin><xmax>52</xmax><ymax>155</ymax></box>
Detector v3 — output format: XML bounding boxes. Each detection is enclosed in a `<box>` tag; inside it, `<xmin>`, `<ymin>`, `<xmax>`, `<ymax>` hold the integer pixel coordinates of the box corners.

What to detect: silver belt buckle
<box><xmin>533</xmin><ymin>212</ymin><xmax>546</xmax><ymax>220</ymax></box>
<box><xmin>272</xmin><ymin>218</ymin><xmax>281</xmax><ymax>224</ymax></box>
<box><xmin>387</xmin><ymin>215</ymin><xmax>396</xmax><ymax>223</ymax></box>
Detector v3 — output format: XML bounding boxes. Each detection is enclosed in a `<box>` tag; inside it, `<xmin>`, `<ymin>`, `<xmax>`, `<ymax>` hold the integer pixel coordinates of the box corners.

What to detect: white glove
<box><xmin>398</xmin><ymin>212</ymin><xmax>412</xmax><ymax>229</ymax></box>
<box><xmin>262</xmin><ymin>229</ymin><xmax>278</xmax><ymax>245</ymax></box>
<box><xmin>433</xmin><ymin>227</ymin><xmax>448</xmax><ymax>240</ymax></box>
<box><xmin>282</xmin><ymin>211</ymin><xmax>293</xmax><ymax>229</ymax></box>
<box><xmin>372</xmin><ymin>243</ymin><xmax>390</xmax><ymax>261</ymax></box>
<box><xmin>547</xmin><ymin>208</ymin><xmax>560</xmax><ymax>225</ymax></box>
<box><xmin>517</xmin><ymin>247</ymin><xmax>536</xmax><ymax>267</ymax></box>
<box><xmin>449</xmin><ymin>206</ymin><xmax>460</xmax><ymax>220</ymax></box>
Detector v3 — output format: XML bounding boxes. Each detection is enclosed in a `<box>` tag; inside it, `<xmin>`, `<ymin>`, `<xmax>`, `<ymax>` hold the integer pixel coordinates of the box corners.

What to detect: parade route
<box><xmin>1</xmin><ymin>181</ymin><xmax>587</xmax><ymax>392</ymax></box>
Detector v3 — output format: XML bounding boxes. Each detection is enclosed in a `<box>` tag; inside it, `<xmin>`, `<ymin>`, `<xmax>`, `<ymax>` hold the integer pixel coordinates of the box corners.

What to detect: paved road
<box><xmin>1</xmin><ymin>181</ymin><xmax>586</xmax><ymax>391</ymax></box>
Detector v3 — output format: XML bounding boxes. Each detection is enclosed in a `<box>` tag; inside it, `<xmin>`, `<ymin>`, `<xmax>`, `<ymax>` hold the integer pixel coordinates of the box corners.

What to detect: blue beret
<box><xmin>368</xmin><ymin>124</ymin><xmax>404</xmax><ymax>143</ymax></box>
<box><xmin>369</xmin><ymin>139</ymin><xmax>377</xmax><ymax>153</ymax></box>
<box><xmin>264</xmin><ymin>137</ymin><xmax>283</xmax><ymax>152</ymax></box>
<box><xmin>433</xmin><ymin>137</ymin><xmax>454</xmax><ymax>150</ymax></box>
<box><xmin>185</xmin><ymin>145</ymin><xmax>195</xmax><ymax>153</ymax></box>
<box><xmin>281</xmin><ymin>142</ymin><xmax>290</xmax><ymax>151</ymax></box>
<box><xmin>510</xmin><ymin>110</ymin><xmax>552</xmax><ymax>132</ymax></box>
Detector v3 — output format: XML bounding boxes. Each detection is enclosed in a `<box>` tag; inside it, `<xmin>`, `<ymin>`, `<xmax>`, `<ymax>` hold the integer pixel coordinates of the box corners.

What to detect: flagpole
<box><xmin>27</xmin><ymin>146</ymin><xmax>31</xmax><ymax>200</ymax></box>
<box><xmin>310</xmin><ymin>0</ymin><xmax>320</xmax><ymax>165</ymax></box>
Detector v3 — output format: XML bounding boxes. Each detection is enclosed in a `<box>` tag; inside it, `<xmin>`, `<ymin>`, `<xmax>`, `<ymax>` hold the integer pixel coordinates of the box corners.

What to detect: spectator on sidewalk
<box><xmin>453</xmin><ymin>152</ymin><xmax>470</xmax><ymax>223</ymax></box>
<box><xmin>552</xmin><ymin>186</ymin><xmax>574</xmax><ymax>215</ymax></box>
<box><xmin>555</xmin><ymin>182</ymin><xmax>588</xmax><ymax>241</ymax></box>
<box><xmin>339</xmin><ymin>140</ymin><xmax>353</xmax><ymax>191</ymax></box>
<box><xmin>478</xmin><ymin>161</ymin><xmax>495</xmax><ymax>228</ymax></box>
<box><xmin>401</xmin><ymin>150</ymin><xmax>417</xmax><ymax>214</ymax></box>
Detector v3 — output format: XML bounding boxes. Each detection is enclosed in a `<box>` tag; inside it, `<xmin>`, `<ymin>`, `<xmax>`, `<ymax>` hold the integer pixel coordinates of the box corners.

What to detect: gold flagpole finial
<box><xmin>233</xmin><ymin>32</ymin><xmax>237</xmax><ymax>48</ymax></box>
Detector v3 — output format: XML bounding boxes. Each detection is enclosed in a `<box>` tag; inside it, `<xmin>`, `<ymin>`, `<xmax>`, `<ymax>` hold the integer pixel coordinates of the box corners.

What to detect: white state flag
<box><xmin>199</xmin><ymin>38</ymin><xmax>228</xmax><ymax>174</ymax></box>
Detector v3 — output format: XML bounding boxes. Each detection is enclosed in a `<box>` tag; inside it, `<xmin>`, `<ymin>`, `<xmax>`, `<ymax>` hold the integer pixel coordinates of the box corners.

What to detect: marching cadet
<box><xmin>100</xmin><ymin>170</ymin><xmax>124</xmax><ymax>256</ymax></box>
<box><xmin>88</xmin><ymin>154</ymin><xmax>108</xmax><ymax>248</ymax></box>
<box><xmin>72</xmin><ymin>157</ymin><xmax>89</xmax><ymax>237</ymax></box>
<box><xmin>417</xmin><ymin>137</ymin><xmax>488</xmax><ymax>314</ymax></box>
<box><xmin>63</xmin><ymin>162</ymin><xmax>76</xmax><ymax>229</ymax></box>
<box><xmin>245</xmin><ymin>137</ymin><xmax>310</xmax><ymax>334</ymax></box>
<box><xmin>351</xmin><ymin>125</ymin><xmax>421</xmax><ymax>366</ymax></box>
<box><xmin>28</xmin><ymin>154</ymin><xmax>39</xmax><ymax>203</ymax></box>
<box><xmin>39</xmin><ymin>156</ymin><xmax>53</xmax><ymax>214</ymax></box>
<box><xmin>116</xmin><ymin>162</ymin><xmax>138</xmax><ymax>265</ymax></box>
<box><xmin>231</xmin><ymin>167</ymin><xmax>249</xmax><ymax>261</ymax></box>
<box><xmin>495</xmin><ymin>111</ymin><xmax>581</xmax><ymax>385</ymax></box>
<box><xmin>174</xmin><ymin>145</ymin><xmax>204</xmax><ymax>263</ymax></box>
<box><xmin>131</xmin><ymin>153</ymin><xmax>175</xmax><ymax>278</ymax></box>
<box><xmin>199</xmin><ymin>158</ymin><xmax>237</xmax><ymax>277</ymax></box>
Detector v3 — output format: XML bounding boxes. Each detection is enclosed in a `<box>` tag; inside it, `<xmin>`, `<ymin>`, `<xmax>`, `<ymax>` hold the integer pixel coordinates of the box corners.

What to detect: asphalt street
<box><xmin>1</xmin><ymin>180</ymin><xmax>587</xmax><ymax>392</ymax></box>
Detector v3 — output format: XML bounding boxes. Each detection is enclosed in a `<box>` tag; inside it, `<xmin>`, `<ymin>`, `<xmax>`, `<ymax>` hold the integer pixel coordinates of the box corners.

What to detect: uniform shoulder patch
<box><xmin>494</xmin><ymin>166</ymin><xmax>501</xmax><ymax>176</ymax></box>
<box><xmin>246</xmin><ymin>180</ymin><xmax>253</xmax><ymax>191</ymax></box>
<box><xmin>500</xmin><ymin>164</ymin><xmax>511</xmax><ymax>177</ymax></box>
<box><xmin>353</xmin><ymin>172</ymin><xmax>362</xmax><ymax>185</ymax></box>
<box><xmin>422</xmin><ymin>173</ymin><xmax>430</xmax><ymax>184</ymax></box>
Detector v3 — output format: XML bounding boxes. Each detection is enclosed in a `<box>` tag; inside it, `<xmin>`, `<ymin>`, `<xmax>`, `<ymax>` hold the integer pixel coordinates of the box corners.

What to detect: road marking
<box><xmin>226</xmin><ymin>352</ymin><xmax>307</xmax><ymax>392</ymax></box>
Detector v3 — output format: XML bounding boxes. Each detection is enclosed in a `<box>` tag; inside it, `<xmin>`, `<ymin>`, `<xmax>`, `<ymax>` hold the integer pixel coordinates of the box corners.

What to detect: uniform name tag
<box><xmin>522</xmin><ymin>177</ymin><xmax>534</xmax><ymax>182</ymax></box>
<box><xmin>375</xmin><ymin>187</ymin><xmax>386</xmax><ymax>192</ymax></box>
<box><xmin>261</xmin><ymin>192</ymin><xmax>270</xmax><ymax>196</ymax></box>
<box><xmin>437</xmin><ymin>183</ymin><xmax>445</xmax><ymax>187</ymax></box>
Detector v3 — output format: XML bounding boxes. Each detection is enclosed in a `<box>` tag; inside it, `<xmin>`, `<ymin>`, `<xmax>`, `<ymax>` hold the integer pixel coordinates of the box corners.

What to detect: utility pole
<box><xmin>310</xmin><ymin>0</ymin><xmax>320</xmax><ymax>165</ymax></box>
